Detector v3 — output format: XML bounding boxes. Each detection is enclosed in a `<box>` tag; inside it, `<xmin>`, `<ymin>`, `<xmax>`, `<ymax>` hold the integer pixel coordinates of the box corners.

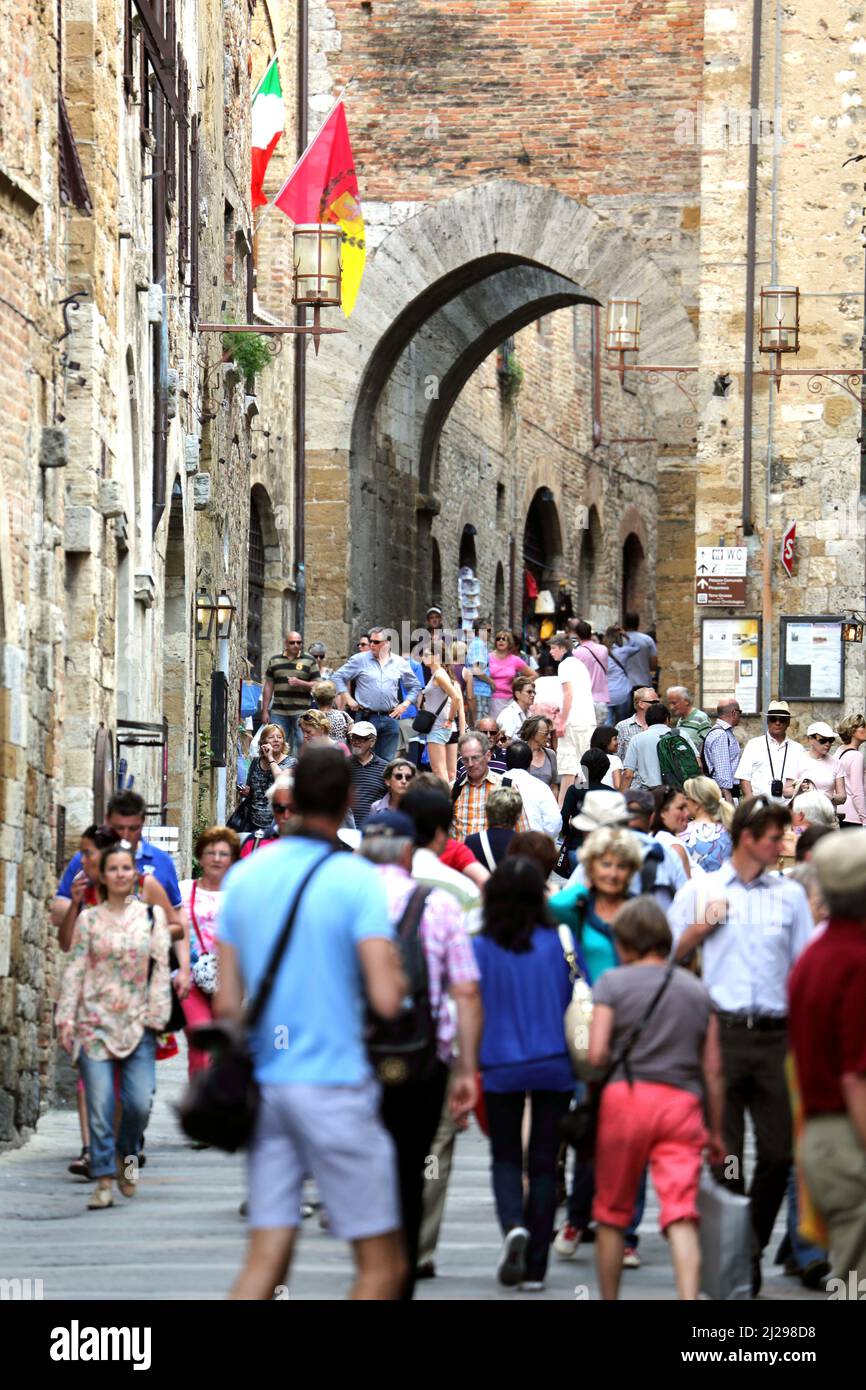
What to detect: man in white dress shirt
<box><xmin>668</xmin><ymin>794</ymin><xmax>814</xmax><ymax>1295</ymax></box>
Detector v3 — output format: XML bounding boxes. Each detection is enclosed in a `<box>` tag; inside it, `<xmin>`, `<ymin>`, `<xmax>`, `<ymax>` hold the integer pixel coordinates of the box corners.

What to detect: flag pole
<box><xmin>253</xmin><ymin>74</ymin><xmax>357</xmax><ymax>234</ymax></box>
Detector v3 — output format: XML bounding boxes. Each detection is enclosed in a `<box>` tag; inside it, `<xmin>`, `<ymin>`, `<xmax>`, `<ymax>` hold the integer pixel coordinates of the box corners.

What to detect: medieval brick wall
<box><xmin>0</xmin><ymin>0</ymin><xmax>68</xmax><ymax>1141</ymax></box>
<box><xmin>695</xmin><ymin>0</ymin><xmax>865</xmax><ymax>737</ymax></box>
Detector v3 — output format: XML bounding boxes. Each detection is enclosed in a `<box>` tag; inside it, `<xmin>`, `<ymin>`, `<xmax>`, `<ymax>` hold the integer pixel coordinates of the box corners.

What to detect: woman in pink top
<box><xmin>180</xmin><ymin>825</ymin><xmax>241</xmax><ymax>1079</ymax></box>
<box><xmin>488</xmin><ymin>631</ymin><xmax>535</xmax><ymax>720</ymax></box>
<box><xmin>836</xmin><ymin>713</ymin><xmax>866</xmax><ymax>825</ymax></box>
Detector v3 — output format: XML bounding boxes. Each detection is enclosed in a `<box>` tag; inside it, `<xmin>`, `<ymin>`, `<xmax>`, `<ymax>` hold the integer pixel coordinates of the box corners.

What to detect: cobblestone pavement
<box><xmin>0</xmin><ymin>1047</ymin><xmax>826</xmax><ymax>1302</ymax></box>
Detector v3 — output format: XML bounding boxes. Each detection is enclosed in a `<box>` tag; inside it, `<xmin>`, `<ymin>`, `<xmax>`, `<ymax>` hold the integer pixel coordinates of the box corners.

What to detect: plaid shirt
<box><xmin>377</xmin><ymin>864</ymin><xmax>479</xmax><ymax>1063</ymax></box>
<box><xmin>702</xmin><ymin>719</ymin><xmax>742</xmax><ymax>791</ymax></box>
<box><xmin>616</xmin><ymin>715</ymin><xmax>644</xmax><ymax>763</ymax></box>
<box><xmin>452</xmin><ymin>771</ymin><xmax>529</xmax><ymax>842</ymax></box>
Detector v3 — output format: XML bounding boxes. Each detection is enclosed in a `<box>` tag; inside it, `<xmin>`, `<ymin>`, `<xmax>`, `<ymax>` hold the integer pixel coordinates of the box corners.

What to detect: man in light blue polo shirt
<box><xmin>620</xmin><ymin>702</ymin><xmax>672</xmax><ymax>792</ymax></box>
<box><xmin>217</xmin><ymin>745</ymin><xmax>408</xmax><ymax>1301</ymax></box>
<box><xmin>668</xmin><ymin>794</ymin><xmax>813</xmax><ymax>1295</ymax></box>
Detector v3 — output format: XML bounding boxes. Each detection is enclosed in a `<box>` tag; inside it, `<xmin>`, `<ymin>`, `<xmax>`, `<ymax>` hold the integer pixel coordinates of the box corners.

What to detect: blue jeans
<box><xmin>268</xmin><ymin>713</ymin><xmax>301</xmax><ymax>756</ymax></box>
<box><xmin>78</xmin><ymin>1030</ymin><xmax>157</xmax><ymax>1179</ymax></box>
<box><xmin>785</xmin><ymin>1167</ymin><xmax>827</xmax><ymax>1271</ymax></box>
<box><xmin>368</xmin><ymin>712</ymin><xmax>400</xmax><ymax>762</ymax></box>
<box><xmin>485</xmin><ymin>1089</ymin><xmax>572</xmax><ymax>1282</ymax></box>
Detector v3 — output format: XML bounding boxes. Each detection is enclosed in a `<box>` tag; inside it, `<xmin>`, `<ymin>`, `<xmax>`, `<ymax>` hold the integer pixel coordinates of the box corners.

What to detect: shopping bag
<box><xmin>698</xmin><ymin>1169</ymin><xmax>752</xmax><ymax>1300</ymax></box>
<box><xmin>240</xmin><ymin>680</ymin><xmax>262</xmax><ymax>719</ymax></box>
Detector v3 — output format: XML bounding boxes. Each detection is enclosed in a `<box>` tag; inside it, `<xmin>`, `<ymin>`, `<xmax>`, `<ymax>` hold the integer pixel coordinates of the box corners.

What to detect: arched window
<box><xmin>494</xmin><ymin>562</ymin><xmax>506</xmax><ymax>633</ymax></box>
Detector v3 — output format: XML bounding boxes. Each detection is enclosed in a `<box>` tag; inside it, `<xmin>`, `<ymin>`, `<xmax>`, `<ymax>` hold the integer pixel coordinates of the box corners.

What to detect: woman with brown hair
<box><xmin>57</xmin><ymin>842</ymin><xmax>172</xmax><ymax>1209</ymax></box>
<box><xmin>488</xmin><ymin>631</ymin><xmax>535</xmax><ymax>720</ymax></box>
<box><xmin>179</xmin><ymin>826</ymin><xmax>241</xmax><ymax>1081</ymax></box>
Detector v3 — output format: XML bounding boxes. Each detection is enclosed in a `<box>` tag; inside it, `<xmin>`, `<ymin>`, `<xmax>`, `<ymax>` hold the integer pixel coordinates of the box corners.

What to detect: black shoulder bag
<box><xmin>177</xmin><ymin>850</ymin><xmax>332</xmax><ymax>1152</ymax></box>
<box><xmin>560</xmin><ymin>960</ymin><xmax>677</xmax><ymax>1159</ymax></box>
<box><xmin>366</xmin><ymin>886</ymin><xmax>435</xmax><ymax>1085</ymax></box>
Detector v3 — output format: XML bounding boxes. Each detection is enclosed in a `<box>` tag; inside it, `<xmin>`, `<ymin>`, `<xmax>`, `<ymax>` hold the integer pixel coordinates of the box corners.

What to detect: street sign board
<box><xmin>780</xmin><ymin>522</ymin><xmax>796</xmax><ymax>578</ymax></box>
<box><xmin>695</xmin><ymin>576</ymin><xmax>747</xmax><ymax>606</ymax></box>
<box><xmin>695</xmin><ymin>546</ymin><xmax>748</xmax><ymax>577</ymax></box>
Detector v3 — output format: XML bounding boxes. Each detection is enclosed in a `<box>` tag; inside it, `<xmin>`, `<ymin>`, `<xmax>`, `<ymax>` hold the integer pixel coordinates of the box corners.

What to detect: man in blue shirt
<box><xmin>618</xmin><ymin>611</ymin><xmax>657</xmax><ymax>691</ymax></box>
<box><xmin>217</xmin><ymin>745</ymin><xmax>408</xmax><ymax>1300</ymax></box>
<box><xmin>332</xmin><ymin>626</ymin><xmax>421</xmax><ymax>762</ymax></box>
<box><xmin>52</xmin><ymin>790</ymin><xmax>183</xmax><ymax>915</ymax></box>
<box><xmin>669</xmin><ymin>794</ymin><xmax>813</xmax><ymax>1295</ymax></box>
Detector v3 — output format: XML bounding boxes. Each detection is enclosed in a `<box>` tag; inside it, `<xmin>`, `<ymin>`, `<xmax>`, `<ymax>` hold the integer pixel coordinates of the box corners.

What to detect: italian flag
<box><xmin>251</xmin><ymin>58</ymin><xmax>284</xmax><ymax>209</ymax></box>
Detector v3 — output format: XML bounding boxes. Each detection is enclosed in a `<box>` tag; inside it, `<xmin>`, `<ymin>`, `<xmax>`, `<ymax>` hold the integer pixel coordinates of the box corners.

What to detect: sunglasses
<box><xmin>814</xmin><ymin>736</ymin><xmax>833</xmax><ymax>746</ymax></box>
<box><xmin>350</xmin><ymin>735</ymin><xmax>375</xmax><ymax>743</ymax></box>
<box><xmin>272</xmin><ymin>803</ymin><xmax>292</xmax><ymax>814</ymax></box>
<box><xmin>390</xmin><ymin>771</ymin><xmax>413</xmax><ymax>782</ymax></box>
<box><xmin>767</xmin><ymin>715</ymin><xmax>789</xmax><ymax>723</ymax></box>
<box><xmin>369</xmin><ymin>638</ymin><xmax>385</xmax><ymax>646</ymax></box>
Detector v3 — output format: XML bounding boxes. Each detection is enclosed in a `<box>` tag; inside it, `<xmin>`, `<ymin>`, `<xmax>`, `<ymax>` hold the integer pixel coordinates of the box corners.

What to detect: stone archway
<box><xmin>304</xmin><ymin>179</ymin><xmax>697</xmax><ymax>657</ymax></box>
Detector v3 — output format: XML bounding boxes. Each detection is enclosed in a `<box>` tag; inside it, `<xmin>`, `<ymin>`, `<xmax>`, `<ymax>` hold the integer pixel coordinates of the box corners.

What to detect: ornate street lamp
<box><xmin>195</xmin><ymin>588</ymin><xmax>216</xmax><ymax>642</ymax></box>
<box><xmin>759</xmin><ymin>285</ymin><xmax>800</xmax><ymax>391</ymax></box>
<box><xmin>215</xmin><ymin>589</ymin><xmax>236</xmax><ymax>641</ymax></box>
<box><xmin>604</xmin><ymin>297</ymin><xmax>698</xmax><ymax>415</ymax></box>
<box><xmin>606</xmin><ymin>297</ymin><xmax>641</xmax><ymax>361</ymax></box>
<box><xmin>199</xmin><ymin>224</ymin><xmax>345</xmax><ymax>355</ymax></box>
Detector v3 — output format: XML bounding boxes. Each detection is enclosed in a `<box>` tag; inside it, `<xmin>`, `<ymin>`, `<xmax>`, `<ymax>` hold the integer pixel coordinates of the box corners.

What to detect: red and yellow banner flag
<box><xmin>273</xmin><ymin>101</ymin><xmax>365</xmax><ymax>316</ymax></box>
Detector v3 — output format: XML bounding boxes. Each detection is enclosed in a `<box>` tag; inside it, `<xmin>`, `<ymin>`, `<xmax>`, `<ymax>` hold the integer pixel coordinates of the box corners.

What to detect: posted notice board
<box><xmin>779</xmin><ymin>617</ymin><xmax>844</xmax><ymax>702</ymax></box>
<box><xmin>700</xmin><ymin>616</ymin><xmax>762</xmax><ymax>717</ymax></box>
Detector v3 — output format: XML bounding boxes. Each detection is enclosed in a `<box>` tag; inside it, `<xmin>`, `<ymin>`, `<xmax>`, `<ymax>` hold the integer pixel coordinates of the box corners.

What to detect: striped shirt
<box><xmin>452</xmin><ymin>771</ymin><xmax>530</xmax><ymax>842</ymax></box>
<box><xmin>349</xmin><ymin>753</ymin><xmax>388</xmax><ymax>828</ymax></box>
<box><xmin>702</xmin><ymin>720</ymin><xmax>742</xmax><ymax>791</ymax></box>
<box><xmin>616</xmin><ymin>715</ymin><xmax>645</xmax><ymax>763</ymax></box>
<box><xmin>265</xmin><ymin>651</ymin><xmax>318</xmax><ymax>714</ymax></box>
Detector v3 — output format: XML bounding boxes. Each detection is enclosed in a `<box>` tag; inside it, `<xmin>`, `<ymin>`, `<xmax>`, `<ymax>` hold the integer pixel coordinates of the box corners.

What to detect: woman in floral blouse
<box><xmin>57</xmin><ymin>843</ymin><xmax>172</xmax><ymax>1210</ymax></box>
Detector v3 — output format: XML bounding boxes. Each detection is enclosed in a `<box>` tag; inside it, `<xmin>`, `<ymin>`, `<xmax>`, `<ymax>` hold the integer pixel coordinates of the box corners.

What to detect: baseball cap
<box><xmin>349</xmin><ymin>721</ymin><xmax>377</xmax><ymax>740</ymax></box>
<box><xmin>806</xmin><ymin>721</ymin><xmax>836</xmax><ymax>740</ymax></box>
<box><xmin>573</xmin><ymin>790</ymin><xmax>630</xmax><ymax>832</ymax></box>
<box><xmin>813</xmin><ymin>828</ymin><xmax>866</xmax><ymax>898</ymax></box>
<box><xmin>625</xmin><ymin>788</ymin><xmax>655</xmax><ymax>816</ymax></box>
<box><xmin>363</xmin><ymin>810</ymin><xmax>415</xmax><ymax>840</ymax></box>
<box><xmin>767</xmin><ymin>700</ymin><xmax>791</xmax><ymax>717</ymax></box>
<box><xmin>426</xmin><ymin>606</ymin><xmax>443</xmax><ymax>617</ymax></box>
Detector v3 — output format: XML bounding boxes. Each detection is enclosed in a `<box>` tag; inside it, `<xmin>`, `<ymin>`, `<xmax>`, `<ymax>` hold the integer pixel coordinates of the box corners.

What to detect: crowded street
<box><xmin>2</xmin><ymin>0</ymin><xmax>866</xmax><ymax>1364</ymax></box>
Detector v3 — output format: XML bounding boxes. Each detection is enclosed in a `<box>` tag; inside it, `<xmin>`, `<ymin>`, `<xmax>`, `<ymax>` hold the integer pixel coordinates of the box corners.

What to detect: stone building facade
<box><xmin>694</xmin><ymin>1</ymin><xmax>865</xmax><ymax>739</ymax></box>
<box><xmin>301</xmin><ymin>0</ymin><xmax>703</xmax><ymax>663</ymax></box>
<box><xmin>0</xmin><ymin>0</ymin><xmax>298</xmax><ymax>1146</ymax></box>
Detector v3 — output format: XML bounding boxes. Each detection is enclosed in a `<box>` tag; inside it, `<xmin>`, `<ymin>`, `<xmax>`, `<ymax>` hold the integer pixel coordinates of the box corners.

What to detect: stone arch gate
<box><xmin>304</xmin><ymin>179</ymin><xmax>696</xmax><ymax>659</ymax></box>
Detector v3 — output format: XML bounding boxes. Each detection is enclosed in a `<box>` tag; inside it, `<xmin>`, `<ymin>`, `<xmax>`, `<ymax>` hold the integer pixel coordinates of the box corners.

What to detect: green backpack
<box><xmin>657</xmin><ymin>731</ymin><xmax>701</xmax><ymax>791</ymax></box>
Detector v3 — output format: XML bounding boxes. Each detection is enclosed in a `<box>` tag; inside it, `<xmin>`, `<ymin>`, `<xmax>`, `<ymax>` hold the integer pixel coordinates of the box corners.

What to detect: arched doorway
<box><xmin>247</xmin><ymin>499</ymin><xmax>265</xmax><ymax>679</ymax></box>
<box><xmin>431</xmin><ymin>537</ymin><xmax>442</xmax><ymax>609</ymax></box>
<box><xmin>622</xmin><ymin>532</ymin><xmax>648</xmax><ymax>622</ymax></box>
<box><xmin>162</xmin><ymin>480</ymin><xmax>188</xmax><ymax>826</ymax></box>
<box><xmin>494</xmin><ymin>561</ymin><xmax>506</xmax><ymax>633</ymax></box>
<box><xmin>458</xmin><ymin>524</ymin><xmax>477</xmax><ymax>572</ymax></box>
<box><xmin>523</xmin><ymin>487</ymin><xmax>563</xmax><ymax>630</ymax></box>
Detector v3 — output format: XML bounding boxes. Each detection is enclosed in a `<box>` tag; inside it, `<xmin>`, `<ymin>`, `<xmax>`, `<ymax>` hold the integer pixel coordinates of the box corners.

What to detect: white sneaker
<box><xmin>497</xmin><ymin>1226</ymin><xmax>530</xmax><ymax>1287</ymax></box>
<box><xmin>520</xmin><ymin>1280</ymin><xmax>545</xmax><ymax>1292</ymax></box>
<box><xmin>553</xmin><ymin>1223</ymin><xmax>584</xmax><ymax>1259</ymax></box>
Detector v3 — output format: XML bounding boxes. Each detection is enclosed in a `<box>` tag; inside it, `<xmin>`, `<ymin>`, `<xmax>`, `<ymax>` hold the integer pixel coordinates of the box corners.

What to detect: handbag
<box><xmin>227</xmin><ymin>797</ymin><xmax>256</xmax><ymax>834</ymax></box>
<box><xmin>560</xmin><ymin>959</ymin><xmax>676</xmax><ymax>1158</ymax></box>
<box><xmin>556</xmin><ymin>926</ymin><xmax>600</xmax><ymax>1082</ymax></box>
<box><xmin>189</xmin><ymin>881</ymin><xmax>218</xmax><ymax>996</ymax></box>
<box><xmin>365</xmin><ymin>886</ymin><xmax>436</xmax><ymax>1085</ymax></box>
<box><xmin>177</xmin><ymin>850</ymin><xmax>332</xmax><ymax>1152</ymax></box>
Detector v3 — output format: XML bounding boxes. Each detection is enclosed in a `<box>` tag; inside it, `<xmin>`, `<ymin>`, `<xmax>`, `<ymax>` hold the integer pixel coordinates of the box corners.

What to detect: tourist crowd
<box><xmin>50</xmin><ymin>613</ymin><xmax>866</xmax><ymax>1303</ymax></box>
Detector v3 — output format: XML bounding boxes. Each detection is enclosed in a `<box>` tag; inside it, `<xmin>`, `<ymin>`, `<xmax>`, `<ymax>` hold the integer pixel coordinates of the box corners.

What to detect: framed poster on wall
<box><xmin>779</xmin><ymin>617</ymin><xmax>845</xmax><ymax>702</ymax></box>
<box><xmin>700</xmin><ymin>616</ymin><xmax>762</xmax><ymax>717</ymax></box>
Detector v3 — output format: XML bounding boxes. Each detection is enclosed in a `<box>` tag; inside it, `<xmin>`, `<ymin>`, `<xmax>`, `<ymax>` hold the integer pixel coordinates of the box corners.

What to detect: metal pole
<box><xmin>294</xmin><ymin>0</ymin><xmax>308</xmax><ymax>639</ymax></box>
<box><xmin>741</xmin><ymin>0</ymin><xmax>763</xmax><ymax>539</ymax></box>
